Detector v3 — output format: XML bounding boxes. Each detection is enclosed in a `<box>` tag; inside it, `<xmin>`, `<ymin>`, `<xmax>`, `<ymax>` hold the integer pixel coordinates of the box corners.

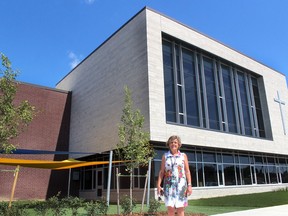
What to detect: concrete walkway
<box><xmin>211</xmin><ymin>204</ymin><xmax>288</xmax><ymax>216</ymax></box>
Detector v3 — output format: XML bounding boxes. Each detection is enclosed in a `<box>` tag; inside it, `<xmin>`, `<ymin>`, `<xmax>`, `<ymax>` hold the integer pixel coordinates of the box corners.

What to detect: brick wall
<box><xmin>0</xmin><ymin>82</ymin><xmax>72</xmax><ymax>200</ymax></box>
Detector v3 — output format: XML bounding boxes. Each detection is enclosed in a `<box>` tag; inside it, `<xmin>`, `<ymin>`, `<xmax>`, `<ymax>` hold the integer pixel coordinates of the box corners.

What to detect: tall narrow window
<box><xmin>183</xmin><ymin>48</ymin><xmax>200</xmax><ymax>126</ymax></box>
<box><xmin>221</xmin><ymin>65</ymin><xmax>237</xmax><ymax>133</ymax></box>
<box><xmin>163</xmin><ymin>40</ymin><xmax>176</xmax><ymax>122</ymax></box>
<box><xmin>237</xmin><ymin>72</ymin><xmax>252</xmax><ymax>135</ymax></box>
<box><xmin>251</xmin><ymin>77</ymin><xmax>265</xmax><ymax>137</ymax></box>
<box><xmin>203</xmin><ymin>57</ymin><xmax>219</xmax><ymax>130</ymax></box>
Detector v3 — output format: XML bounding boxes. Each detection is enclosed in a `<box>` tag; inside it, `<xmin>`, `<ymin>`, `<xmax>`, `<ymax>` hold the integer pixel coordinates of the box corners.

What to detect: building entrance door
<box><xmin>96</xmin><ymin>168</ymin><xmax>103</xmax><ymax>198</ymax></box>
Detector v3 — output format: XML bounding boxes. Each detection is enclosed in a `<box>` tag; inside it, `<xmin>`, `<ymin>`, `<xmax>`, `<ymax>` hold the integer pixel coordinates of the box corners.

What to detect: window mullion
<box><xmin>248</xmin><ymin>75</ymin><xmax>260</xmax><ymax>137</ymax></box>
<box><xmin>218</xmin><ymin>62</ymin><xmax>228</xmax><ymax>131</ymax></box>
<box><xmin>179</xmin><ymin>44</ymin><xmax>187</xmax><ymax>125</ymax></box>
<box><xmin>200</xmin><ymin>54</ymin><xmax>209</xmax><ymax>128</ymax></box>
<box><xmin>234</xmin><ymin>71</ymin><xmax>245</xmax><ymax>135</ymax></box>
<box><xmin>214</xmin><ymin>60</ymin><xmax>222</xmax><ymax>131</ymax></box>
<box><xmin>230</xmin><ymin>67</ymin><xmax>241</xmax><ymax>134</ymax></box>
<box><xmin>244</xmin><ymin>74</ymin><xmax>255</xmax><ymax>136</ymax></box>
<box><xmin>195</xmin><ymin>52</ymin><xmax>203</xmax><ymax>128</ymax></box>
<box><xmin>172</xmin><ymin>42</ymin><xmax>180</xmax><ymax>123</ymax></box>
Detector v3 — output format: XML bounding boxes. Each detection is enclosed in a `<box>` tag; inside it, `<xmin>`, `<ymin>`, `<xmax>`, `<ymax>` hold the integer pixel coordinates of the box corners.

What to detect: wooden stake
<box><xmin>116</xmin><ymin>168</ymin><xmax>120</xmax><ymax>215</ymax></box>
<box><xmin>141</xmin><ymin>171</ymin><xmax>148</xmax><ymax>213</ymax></box>
<box><xmin>9</xmin><ymin>165</ymin><xmax>20</xmax><ymax>208</ymax></box>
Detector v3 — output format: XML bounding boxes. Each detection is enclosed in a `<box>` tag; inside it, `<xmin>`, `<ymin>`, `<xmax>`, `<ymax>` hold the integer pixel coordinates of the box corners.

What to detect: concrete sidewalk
<box><xmin>211</xmin><ymin>204</ymin><xmax>288</xmax><ymax>216</ymax></box>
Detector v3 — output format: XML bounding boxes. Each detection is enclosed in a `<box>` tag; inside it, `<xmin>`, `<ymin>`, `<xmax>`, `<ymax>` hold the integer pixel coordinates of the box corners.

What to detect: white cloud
<box><xmin>84</xmin><ymin>0</ymin><xmax>96</xmax><ymax>5</ymax></box>
<box><xmin>68</xmin><ymin>51</ymin><xmax>81</xmax><ymax>69</ymax></box>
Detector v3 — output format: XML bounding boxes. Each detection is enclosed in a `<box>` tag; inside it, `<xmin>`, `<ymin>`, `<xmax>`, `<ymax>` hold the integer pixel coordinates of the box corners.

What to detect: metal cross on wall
<box><xmin>274</xmin><ymin>90</ymin><xmax>287</xmax><ymax>135</ymax></box>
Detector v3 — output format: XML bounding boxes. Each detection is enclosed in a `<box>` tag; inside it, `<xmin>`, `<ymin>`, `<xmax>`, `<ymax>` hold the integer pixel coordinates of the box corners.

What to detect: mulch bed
<box><xmin>108</xmin><ymin>212</ymin><xmax>206</xmax><ymax>215</ymax></box>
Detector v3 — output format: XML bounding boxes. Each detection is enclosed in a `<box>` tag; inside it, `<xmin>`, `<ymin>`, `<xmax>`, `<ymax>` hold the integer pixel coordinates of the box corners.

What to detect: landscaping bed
<box><xmin>107</xmin><ymin>212</ymin><xmax>206</xmax><ymax>215</ymax></box>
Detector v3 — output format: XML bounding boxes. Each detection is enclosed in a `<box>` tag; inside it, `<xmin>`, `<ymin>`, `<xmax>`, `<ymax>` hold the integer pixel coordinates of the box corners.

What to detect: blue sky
<box><xmin>1</xmin><ymin>0</ymin><xmax>288</xmax><ymax>87</ymax></box>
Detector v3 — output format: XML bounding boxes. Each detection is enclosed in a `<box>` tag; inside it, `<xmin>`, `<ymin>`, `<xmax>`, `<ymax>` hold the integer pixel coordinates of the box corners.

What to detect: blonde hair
<box><xmin>166</xmin><ymin>135</ymin><xmax>182</xmax><ymax>148</ymax></box>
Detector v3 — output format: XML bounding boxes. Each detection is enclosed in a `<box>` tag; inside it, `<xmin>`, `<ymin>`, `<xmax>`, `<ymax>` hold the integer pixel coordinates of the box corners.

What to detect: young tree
<box><xmin>117</xmin><ymin>85</ymin><xmax>155</xmax><ymax>210</ymax></box>
<box><xmin>0</xmin><ymin>53</ymin><xmax>36</xmax><ymax>153</ymax></box>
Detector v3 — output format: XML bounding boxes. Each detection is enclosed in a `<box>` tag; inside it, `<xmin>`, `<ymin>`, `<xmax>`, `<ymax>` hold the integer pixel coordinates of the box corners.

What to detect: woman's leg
<box><xmin>167</xmin><ymin>206</ymin><xmax>175</xmax><ymax>216</ymax></box>
<box><xmin>176</xmin><ymin>207</ymin><xmax>185</xmax><ymax>216</ymax></box>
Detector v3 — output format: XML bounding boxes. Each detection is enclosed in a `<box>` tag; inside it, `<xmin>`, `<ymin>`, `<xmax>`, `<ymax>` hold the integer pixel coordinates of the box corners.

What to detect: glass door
<box><xmin>96</xmin><ymin>168</ymin><xmax>103</xmax><ymax>198</ymax></box>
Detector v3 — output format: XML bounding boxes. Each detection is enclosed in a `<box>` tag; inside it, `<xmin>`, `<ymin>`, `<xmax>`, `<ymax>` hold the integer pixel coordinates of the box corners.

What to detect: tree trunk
<box><xmin>130</xmin><ymin>171</ymin><xmax>133</xmax><ymax>215</ymax></box>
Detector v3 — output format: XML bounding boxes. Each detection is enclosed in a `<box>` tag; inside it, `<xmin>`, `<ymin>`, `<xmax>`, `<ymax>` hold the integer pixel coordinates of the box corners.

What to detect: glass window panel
<box><xmin>186</xmin><ymin>151</ymin><xmax>196</xmax><ymax>162</ymax></box>
<box><xmin>155</xmin><ymin>149</ymin><xmax>167</xmax><ymax>160</ymax></box>
<box><xmin>267</xmin><ymin>166</ymin><xmax>278</xmax><ymax>184</ymax></box>
<box><xmin>223</xmin><ymin>164</ymin><xmax>236</xmax><ymax>185</ymax></box>
<box><xmin>119</xmin><ymin>166</ymin><xmax>130</xmax><ymax>189</ymax></box>
<box><xmin>183</xmin><ymin>49</ymin><xmax>200</xmax><ymax>126</ymax></box>
<box><xmin>255</xmin><ymin>165</ymin><xmax>266</xmax><ymax>184</ymax></box>
<box><xmin>234</xmin><ymin>154</ymin><xmax>239</xmax><ymax>163</ymax></box>
<box><xmin>153</xmin><ymin>161</ymin><xmax>161</xmax><ymax>188</ymax></box>
<box><xmin>134</xmin><ymin>168</ymin><xmax>139</xmax><ymax>188</ymax></box>
<box><xmin>204</xmin><ymin>163</ymin><xmax>218</xmax><ymax>186</ymax></box>
<box><xmin>217</xmin><ymin>153</ymin><xmax>222</xmax><ymax>163</ymax></box>
<box><xmin>139</xmin><ymin>167</ymin><xmax>147</xmax><ymax>188</ymax></box>
<box><xmin>196</xmin><ymin>151</ymin><xmax>202</xmax><ymax>162</ymax></box>
<box><xmin>198</xmin><ymin>61</ymin><xmax>206</xmax><ymax>127</ymax></box>
<box><xmin>189</xmin><ymin>163</ymin><xmax>197</xmax><ymax>187</ymax></box>
<box><xmin>279</xmin><ymin>158</ymin><xmax>286</xmax><ymax>165</ymax></box>
<box><xmin>84</xmin><ymin>170</ymin><xmax>93</xmax><ymax>190</ymax></box>
<box><xmin>163</xmin><ymin>41</ymin><xmax>176</xmax><ymax>123</ymax></box>
<box><xmin>223</xmin><ymin>154</ymin><xmax>234</xmax><ymax>163</ymax></box>
<box><xmin>80</xmin><ymin>170</ymin><xmax>85</xmax><ymax>190</ymax></box>
<box><xmin>252</xmin><ymin>77</ymin><xmax>265</xmax><ymax>137</ymax></box>
<box><xmin>222</xmin><ymin>66</ymin><xmax>237</xmax><ymax>133</ymax></box>
<box><xmin>93</xmin><ymin>170</ymin><xmax>96</xmax><ymax>189</ymax></box>
<box><xmin>197</xmin><ymin>163</ymin><xmax>204</xmax><ymax>187</ymax></box>
<box><xmin>237</xmin><ymin>72</ymin><xmax>252</xmax><ymax>135</ymax></box>
<box><xmin>203</xmin><ymin>57</ymin><xmax>220</xmax><ymax>130</ymax></box>
<box><xmin>218</xmin><ymin>164</ymin><xmax>224</xmax><ymax>185</ymax></box>
<box><xmin>178</xmin><ymin>86</ymin><xmax>183</xmax><ymax>113</ymax></box>
<box><xmin>239</xmin><ymin>165</ymin><xmax>252</xmax><ymax>185</ymax></box>
<box><xmin>203</xmin><ymin>152</ymin><xmax>216</xmax><ymax>162</ymax></box>
<box><xmin>179</xmin><ymin>114</ymin><xmax>184</xmax><ymax>124</ymax></box>
<box><xmin>239</xmin><ymin>155</ymin><xmax>249</xmax><ymax>164</ymax></box>
<box><xmin>280</xmin><ymin>166</ymin><xmax>288</xmax><ymax>183</ymax></box>
<box><xmin>255</xmin><ymin>156</ymin><xmax>263</xmax><ymax>164</ymax></box>
<box><xmin>235</xmin><ymin>165</ymin><xmax>241</xmax><ymax>185</ymax></box>
<box><xmin>267</xmin><ymin>157</ymin><xmax>275</xmax><ymax>165</ymax></box>
<box><xmin>175</xmin><ymin>46</ymin><xmax>181</xmax><ymax>85</ymax></box>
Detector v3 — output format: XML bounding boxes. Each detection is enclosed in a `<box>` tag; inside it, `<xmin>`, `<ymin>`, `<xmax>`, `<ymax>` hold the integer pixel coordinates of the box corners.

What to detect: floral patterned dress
<box><xmin>163</xmin><ymin>150</ymin><xmax>188</xmax><ymax>208</ymax></box>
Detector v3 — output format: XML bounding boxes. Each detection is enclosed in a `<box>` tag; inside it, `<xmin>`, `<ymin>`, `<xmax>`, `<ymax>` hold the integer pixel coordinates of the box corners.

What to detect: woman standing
<box><xmin>157</xmin><ymin>135</ymin><xmax>192</xmax><ymax>216</ymax></box>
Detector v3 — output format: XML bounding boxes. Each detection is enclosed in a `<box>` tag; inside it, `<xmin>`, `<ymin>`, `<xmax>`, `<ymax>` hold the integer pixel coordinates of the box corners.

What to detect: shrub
<box><xmin>3</xmin><ymin>204</ymin><xmax>29</xmax><ymax>216</ymax></box>
<box><xmin>120</xmin><ymin>195</ymin><xmax>136</xmax><ymax>215</ymax></box>
<box><xmin>0</xmin><ymin>202</ymin><xmax>9</xmax><ymax>216</ymax></box>
<box><xmin>148</xmin><ymin>198</ymin><xmax>161</xmax><ymax>214</ymax></box>
<box><xmin>0</xmin><ymin>201</ymin><xmax>31</xmax><ymax>216</ymax></box>
<box><xmin>32</xmin><ymin>200</ymin><xmax>50</xmax><ymax>216</ymax></box>
<box><xmin>85</xmin><ymin>199</ymin><xmax>108</xmax><ymax>216</ymax></box>
<box><xmin>62</xmin><ymin>196</ymin><xmax>85</xmax><ymax>216</ymax></box>
<box><xmin>47</xmin><ymin>192</ymin><xmax>66</xmax><ymax>216</ymax></box>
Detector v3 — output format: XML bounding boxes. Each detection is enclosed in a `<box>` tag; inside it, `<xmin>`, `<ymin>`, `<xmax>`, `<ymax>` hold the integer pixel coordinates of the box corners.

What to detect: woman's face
<box><xmin>169</xmin><ymin>138</ymin><xmax>179</xmax><ymax>152</ymax></box>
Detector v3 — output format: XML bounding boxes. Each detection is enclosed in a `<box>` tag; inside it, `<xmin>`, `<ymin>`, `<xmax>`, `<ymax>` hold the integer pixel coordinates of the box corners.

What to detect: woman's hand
<box><xmin>157</xmin><ymin>186</ymin><xmax>164</xmax><ymax>196</ymax></box>
<box><xmin>186</xmin><ymin>185</ymin><xmax>192</xmax><ymax>196</ymax></box>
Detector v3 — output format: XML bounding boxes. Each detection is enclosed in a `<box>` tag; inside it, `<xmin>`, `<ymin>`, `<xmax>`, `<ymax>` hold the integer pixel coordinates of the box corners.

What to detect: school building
<box><xmin>1</xmin><ymin>7</ymin><xmax>288</xmax><ymax>201</ymax></box>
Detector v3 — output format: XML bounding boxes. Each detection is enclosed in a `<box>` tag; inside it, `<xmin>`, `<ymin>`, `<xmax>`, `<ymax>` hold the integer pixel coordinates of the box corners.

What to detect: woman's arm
<box><xmin>184</xmin><ymin>153</ymin><xmax>192</xmax><ymax>195</ymax></box>
<box><xmin>157</xmin><ymin>154</ymin><xmax>165</xmax><ymax>195</ymax></box>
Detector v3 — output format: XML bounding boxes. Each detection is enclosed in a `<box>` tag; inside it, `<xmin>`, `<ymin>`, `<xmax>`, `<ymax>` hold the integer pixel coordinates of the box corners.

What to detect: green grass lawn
<box><xmin>184</xmin><ymin>190</ymin><xmax>288</xmax><ymax>215</ymax></box>
<box><xmin>106</xmin><ymin>190</ymin><xmax>288</xmax><ymax>215</ymax></box>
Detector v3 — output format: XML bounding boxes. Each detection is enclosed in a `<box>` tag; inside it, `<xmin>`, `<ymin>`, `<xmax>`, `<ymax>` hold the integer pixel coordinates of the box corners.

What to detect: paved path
<box><xmin>211</xmin><ymin>204</ymin><xmax>288</xmax><ymax>216</ymax></box>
